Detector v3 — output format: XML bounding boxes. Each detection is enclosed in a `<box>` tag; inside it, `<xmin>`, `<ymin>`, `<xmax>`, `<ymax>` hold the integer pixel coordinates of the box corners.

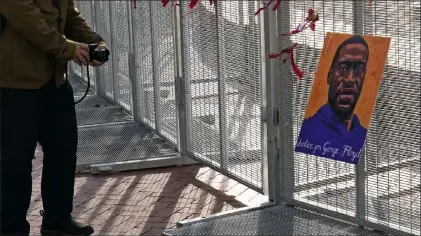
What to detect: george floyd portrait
<box><xmin>295</xmin><ymin>32</ymin><xmax>391</xmax><ymax>165</ymax></box>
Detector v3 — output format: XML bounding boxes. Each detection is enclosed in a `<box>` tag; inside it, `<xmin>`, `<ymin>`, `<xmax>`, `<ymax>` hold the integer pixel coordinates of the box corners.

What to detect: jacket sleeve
<box><xmin>0</xmin><ymin>0</ymin><xmax>76</xmax><ymax>61</ymax></box>
<box><xmin>64</xmin><ymin>0</ymin><xmax>104</xmax><ymax>44</ymax></box>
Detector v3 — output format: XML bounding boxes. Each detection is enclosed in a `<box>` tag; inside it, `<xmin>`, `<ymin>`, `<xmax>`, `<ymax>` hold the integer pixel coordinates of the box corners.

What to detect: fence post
<box><xmin>214</xmin><ymin>4</ymin><xmax>229</xmax><ymax>170</ymax></box>
<box><xmin>108</xmin><ymin>1</ymin><xmax>118</xmax><ymax>103</ymax></box>
<box><xmin>261</xmin><ymin>4</ymin><xmax>281</xmax><ymax>203</ymax></box>
<box><xmin>93</xmin><ymin>2</ymin><xmax>110</xmax><ymax>98</ymax></box>
<box><xmin>173</xmin><ymin>4</ymin><xmax>188</xmax><ymax>155</ymax></box>
<box><xmin>353</xmin><ymin>0</ymin><xmax>367</xmax><ymax>227</ymax></box>
<box><xmin>276</xmin><ymin>1</ymin><xmax>295</xmax><ymax>202</ymax></box>
<box><xmin>149</xmin><ymin>3</ymin><xmax>161</xmax><ymax>131</ymax></box>
<box><xmin>89</xmin><ymin>0</ymin><xmax>100</xmax><ymax>93</ymax></box>
<box><xmin>126</xmin><ymin>0</ymin><xmax>137</xmax><ymax>117</ymax></box>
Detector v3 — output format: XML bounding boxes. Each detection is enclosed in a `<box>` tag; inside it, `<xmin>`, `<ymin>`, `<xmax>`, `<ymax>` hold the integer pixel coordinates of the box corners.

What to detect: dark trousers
<box><xmin>0</xmin><ymin>79</ymin><xmax>78</xmax><ymax>234</ymax></box>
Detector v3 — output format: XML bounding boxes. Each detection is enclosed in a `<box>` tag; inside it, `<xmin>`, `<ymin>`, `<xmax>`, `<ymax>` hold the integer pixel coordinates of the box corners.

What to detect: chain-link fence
<box><xmin>179</xmin><ymin>1</ymin><xmax>264</xmax><ymax>191</ymax></box>
<box><xmin>277</xmin><ymin>1</ymin><xmax>420</xmax><ymax>235</ymax></box>
<box><xmin>72</xmin><ymin>0</ymin><xmax>266</xmax><ymax>192</ymax></box>
<box><xmin>70</xmin><ymin>1</ymin><xmax>180</xmax><ymax>169</ymax></box>
<box><xmin>70</xmin><ymin>0</ymin><xmax>420</xmax><ymax>234</ymax></box>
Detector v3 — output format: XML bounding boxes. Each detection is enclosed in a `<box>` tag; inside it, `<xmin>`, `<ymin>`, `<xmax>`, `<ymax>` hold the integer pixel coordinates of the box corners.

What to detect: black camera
<box><xmin>88</xmin><ymin>44</ymin><xmax>110</xmax><ymax>63</ymax></box>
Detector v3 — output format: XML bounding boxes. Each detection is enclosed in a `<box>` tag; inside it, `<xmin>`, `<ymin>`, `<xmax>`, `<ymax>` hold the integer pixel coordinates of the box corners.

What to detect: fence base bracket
<box><xmin>87</xmin><ymin>156</ymin><xmax>198</xmax><ymax>175</ymax></box>
<box><xmin>176</xmin><ymin>202</ymin><xmax>274</xmax><ymax>228</ymax></box>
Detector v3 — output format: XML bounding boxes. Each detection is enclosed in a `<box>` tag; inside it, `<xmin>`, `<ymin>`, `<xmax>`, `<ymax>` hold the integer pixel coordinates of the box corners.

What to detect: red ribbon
<box><xmin>272</xmin><ymin>0</ymin><xmax>282</xmax><ymax>12</ymax></box>
<box><xmin>133</xmin><ymin>0</ymin><xmax>136</xmax><ymax>9</ymax></box>
<box><xmin>281</xmin><ymin>9</ymin><xmax>319</xmax><ymax>36</ymax></box>
<box><xmin>255</xmin><ymin>0</ymin><xmax>282</xmax><ymax>15</ymax></box>
<box><xmin>269</xmin><ymin>43</ymin><xmax>303</xmax><ymax>79</ymax></box>
<box><xmin>368</xmin><ymin>0</ymin><xmax>374</xmax><ymax>13</ymax></box>
<box><xmin>162</xmin><ymin>0</ymin><xmax>214</xmax><ymax>9</ymax></box>
<box><xmin>161</xmin><ymin>0</ymin><xmax>180</xmax><ymax>7</ymax></box>
<box><xmin>189</xmin><ymin>0</ymin><xmax>200</xmax><ymax>9</ymax></box>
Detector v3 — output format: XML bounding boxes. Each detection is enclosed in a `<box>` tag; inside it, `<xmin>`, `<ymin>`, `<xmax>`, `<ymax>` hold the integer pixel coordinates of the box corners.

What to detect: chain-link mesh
<box><xmin>74</xmin><ymin>95</ymin><xmax>133</xmax><ymax>127</ymax></box>
<box><xmin>72</xmin><ymin>1</ymin><xmax>96</xmax><ymax>88</ymax></box>
<box><xmin>278</xmin><ymin>1</ymin><xmax>420</xmax><ymax>234</ymax></box>
<box><xmin>180</xmin><ymin>1</ymin><xmax>264</xmax><ymax>191</ymax></box>
<box><xmin>77</xmin><ymin>122</ymin><xmax>178</xmax><ymax>166</ymax></box>
<box><xmin>180</xmin><ymin>1</ymin><xmax>221</xmax><ymax>168</ymax></box>
<box><xmin>150</xmin><ymin>2</ymin><xmax>178</xmax><ymax>145</ymax></box>
<box><xmin>72</xmin><ymin>2</ymin><xmax>265</xmax><ymax>191</ymax></box>
<box><xmin>362</xmin><ymin>1</ymin><xmax>420</xmax><ymax>233</ymax></box>
<box><xmin>70</xmin><ymin>1</ymin><xmax>179</xmax><ymax>167</ymax></box>
<box><xmin>67</xmin><ymin>1</ymin><xmax>82</xmax><ymax>82</ymax></box>
<box><xmin>67</xmin><ymin>62</ymin><xmax>81</xmax><ymax>80</ymax></box>
<box><xmin>69</xmin><ymin>2</ymin><xmax>420</xmax><ymax>233</ymax></box>
<box><xmin>68</xmin><ymin>74</ymin><xmax>95</xmax><ymax>98</ymax></box>
<box><xmin>109</xmin><ymin>1</ymin><xmax>131</xmax><ymax>111</ymax></box>
<box><xmin>93</xmin><ymin>1</ymin><xmax>114</xmax><ymax>99</ymax></box>
<box><xmin>278</xmin><ymin>0</ymin><xmax>357</xmax><ymax>216</ymax></box>
<box><xmin>164</xmin><ymin>205</ymin><xmax>383</xmax><ymax>236</ymax></box>
<box><xmin>131</xmin><ymin>1</ymin><xmax>156</xmax><ymax>128</ymax></box>
<box><xmin>217</xmin><ymin>2</ymin><xmax>263</xmax><ymax>189</ymax></box>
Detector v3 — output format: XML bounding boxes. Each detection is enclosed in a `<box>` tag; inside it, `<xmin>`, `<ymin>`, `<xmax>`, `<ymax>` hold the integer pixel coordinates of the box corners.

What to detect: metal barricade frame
<box><xmin>70</xmin><ymin>0</ymin><xmax>420</xmax><ymax>234</ymax></box>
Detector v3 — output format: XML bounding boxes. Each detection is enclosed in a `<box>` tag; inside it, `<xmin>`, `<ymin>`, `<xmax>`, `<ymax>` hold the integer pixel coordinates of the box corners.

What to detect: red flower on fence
<box><xmin>269</xmin><ymin>43</ymin><xmax>303</xmax><ymax>79</ymax></box>
<box><xmin>281</xmin><ymin>9</ymin><xmax>319</xmax><ymax>36</ymax></box>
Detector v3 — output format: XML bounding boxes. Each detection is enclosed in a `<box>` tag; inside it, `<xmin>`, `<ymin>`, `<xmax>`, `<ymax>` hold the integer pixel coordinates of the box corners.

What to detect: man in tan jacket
<box><xmin>0</xmin><ymin>0</ymin><xmax>108</xmax><ymax>235</ymax></box>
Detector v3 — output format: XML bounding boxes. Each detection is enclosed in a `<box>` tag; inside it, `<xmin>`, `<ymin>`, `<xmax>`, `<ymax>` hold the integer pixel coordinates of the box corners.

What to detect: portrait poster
<box><xmin>295</xmin><ymin>32</ymin><xmax>391</xmax><ymax>165</ymax></box>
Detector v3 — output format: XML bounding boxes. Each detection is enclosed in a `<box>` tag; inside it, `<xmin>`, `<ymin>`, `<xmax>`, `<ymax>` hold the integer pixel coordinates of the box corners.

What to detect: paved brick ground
<box><xmin>28</xmin><ymin>146</ymin><xmax>265</xmax><ymax>235</ymax></box>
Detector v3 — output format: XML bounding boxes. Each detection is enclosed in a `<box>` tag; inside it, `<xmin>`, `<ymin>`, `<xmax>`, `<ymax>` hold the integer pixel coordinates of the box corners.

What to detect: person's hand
<box><xmin>88</xmin><ymin>43</ymin><xmax>108</xmax><ymax>67</ymax></box>
<box><xmin>73</xmin><ymin>43</ymin><xmax>90</xmax><ymax>66</ymax></box>
<box><xmin>88</xmin><ymin>60</ymin><xmax>104</xmax><ymax>67</ymax></box>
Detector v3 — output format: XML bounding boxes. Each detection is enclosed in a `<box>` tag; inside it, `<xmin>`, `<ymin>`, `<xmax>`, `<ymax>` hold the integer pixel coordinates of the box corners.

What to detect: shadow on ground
<box><xmin>28</xmin><ymin>148</ymin><xmax>260</xmax><ymax>235</ymax></box>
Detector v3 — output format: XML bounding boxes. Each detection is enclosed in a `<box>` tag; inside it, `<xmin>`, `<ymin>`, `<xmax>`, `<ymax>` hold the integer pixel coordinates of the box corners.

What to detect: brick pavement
<box><xmin>28</xmin><ymin>146</ymin><xmax>265</xmax><ymax>235</ymax></box>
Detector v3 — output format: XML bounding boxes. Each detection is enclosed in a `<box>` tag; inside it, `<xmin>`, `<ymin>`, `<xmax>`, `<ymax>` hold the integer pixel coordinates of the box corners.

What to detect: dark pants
<box><xmin>0</xmin><ymin>79</ymin><xmax>78</xmax><ymax>234</ymax></box>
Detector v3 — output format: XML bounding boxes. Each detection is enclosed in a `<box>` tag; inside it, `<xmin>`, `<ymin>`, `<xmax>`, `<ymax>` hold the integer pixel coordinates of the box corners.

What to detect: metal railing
<box><xmin>71</xmin><ymin>1</ymin><xmax>420</xmax><ymax>235</ymax></box>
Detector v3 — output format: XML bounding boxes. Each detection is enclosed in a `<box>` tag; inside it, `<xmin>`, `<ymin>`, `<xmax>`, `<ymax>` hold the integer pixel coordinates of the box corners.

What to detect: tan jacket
<box><xmin>0</xmin><ymin>0</ymin><xmax>104</xmax><ymax>89</ymax></box>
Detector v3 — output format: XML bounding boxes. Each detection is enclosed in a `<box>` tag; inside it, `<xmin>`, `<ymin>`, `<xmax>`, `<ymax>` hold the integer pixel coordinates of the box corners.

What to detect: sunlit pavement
<box><xmin>28</xmin><ymin>145</ymin><xmax>265</xmax><ymax>236</ymax></box>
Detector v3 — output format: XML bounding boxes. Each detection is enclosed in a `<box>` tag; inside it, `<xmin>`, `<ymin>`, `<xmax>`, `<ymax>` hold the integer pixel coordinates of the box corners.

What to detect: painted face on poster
<box><xmin>295</xmin><ymin>33</ymin><xmax>391</xmax><ymax>165</ymax></box>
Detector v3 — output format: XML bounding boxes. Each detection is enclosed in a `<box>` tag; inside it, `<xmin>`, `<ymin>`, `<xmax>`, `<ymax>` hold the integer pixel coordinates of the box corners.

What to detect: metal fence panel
<box><xmin>71</xmin><ymin>1</ymin><xmax>180</xmax><ymax>168</ymax></box>
<box><xmin>278</xmin><ymin>0</ymin><xmax>357</xmax><ymax>215</ymax></box>
<box><xmin>70</xmin><ymin>0</ymin><xmax>420</xmax><ymax>233</ymax></box>
<box><xmin>69</xmin><ymin>0</ymin><xmax>83</xmax><ymax>81</ymax></box>
<box><xmin>217</xmin><ymin>2</ymin><xmax>263</xmax><ymax>190</ymax></box>
<box><xmin>150</xmin><ymin>2</ymin><xmax>178</xmax><ymax>144</ymax></box>
<box><xmin>180</xmin><ymin>1</ymin><xmax>222</xmax><ymax>169</ymax></box>
<box><xmin>92</xmin><ymin>1</ymin><xmax>114</xmax><ymax>99</ymax></box>
<box><xmin>277</xmin><ymin>0</ymin><xmax>420</xmax><ymax>235</ymax></box>
<box><xmin>362</xmin><ymin>1</ymin><xmax>420</xmax><ymax>234</ymax></box>
<box><xmin>109</xmin><ymin>1</ymin><xmax>132</xmax><ymax>111</ymax></box>
<box><xmin>131</xmin><ymin>1</ymin><xmax>156</xmax><ymax>128</ymax></box>
<box><xmin>68</xmin><ymin>62</ymin><xmax>81</xmax><ymax>81</ymax></box>
<box><xmin>74</xmin><ymin>0</ymin><xmax>96</xmax><ymax>88</ymax></box>
<box><xmin>180</xmin><ymin>1</ymin><xmax>264</xmax><ymax>191</ymax></box>
<box><xmin>69</xmin><ymin>1</ymin><xmax>91</xmax><ymax>88</ymax></box>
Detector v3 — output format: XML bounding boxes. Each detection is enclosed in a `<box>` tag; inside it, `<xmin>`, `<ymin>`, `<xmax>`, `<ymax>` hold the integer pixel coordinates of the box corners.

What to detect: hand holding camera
<box><xmin>88</xmin><ymin>43</ymin><xmax>110</xmax><ymax>67</ymax></box>
<box><xmin>73</xmin><ymin>43</ymin><xmax>89</xmax><ymax>66</ymax></box>
<box><xmin>72</xmin><ymin>43</ymin><xmax>110</xmax><ymax>66</ymax></box>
